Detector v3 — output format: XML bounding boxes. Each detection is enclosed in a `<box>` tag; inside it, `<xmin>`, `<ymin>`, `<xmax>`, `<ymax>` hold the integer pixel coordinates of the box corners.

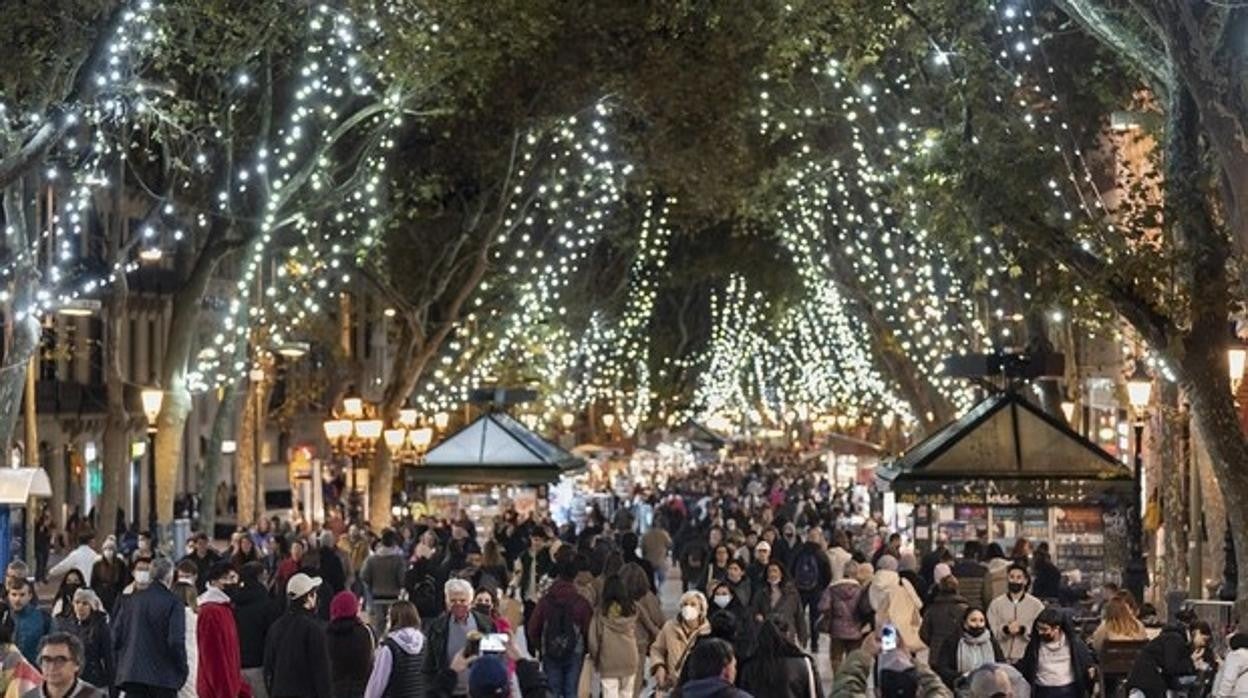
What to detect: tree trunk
<box><xmin>237</xmin><ymin>361</ymin><xmax>272</xmax><ymax>526</ymax></box>
<box><xmin>371</xmin><ymin>321</ymin><xmax>423</xmax><ymax>525</ymax></box>
<box><xmin>152</xmin><ymin>384</ymin><xmax>191</xmax><ymax>528</ymax></box>
<box><xmin>199</xmin><ymin>380</ymin><xmax>240</xmax><ymax>536</ymax></box>
<box><xmin>1158</xmin><ymin>380</ymin><xmax>1187</xmax><ymax>596</ymax></box>
<box><xmin>97</xmin><ymin>168</ymin><xmax>131</xmax><ymax>543</ymax></box>
<box><xmin>0</xmin><ymin>180</ymin><xmax>42</xmax><ymax>451</ymax></box>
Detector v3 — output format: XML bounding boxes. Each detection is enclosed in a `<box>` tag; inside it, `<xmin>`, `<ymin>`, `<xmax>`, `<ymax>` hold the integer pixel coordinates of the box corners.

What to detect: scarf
<box><xmin>957</xmin><ymin>632</ymin><xmax>996</xmax><ymax>674</ymax></box>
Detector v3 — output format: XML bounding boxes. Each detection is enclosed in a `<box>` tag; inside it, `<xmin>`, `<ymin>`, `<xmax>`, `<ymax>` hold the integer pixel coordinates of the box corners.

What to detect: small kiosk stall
<box><xmin>876</xmin><ymin>391</ymin><xmax>1133</xmax><ymax>587</ymax></box>
<box><xmin>0</xmin><ymin>467</ymin><xmax>53</xmax><ymax>573</ymax></box>
<box><xmin>404</xmin><ymin>411</ymin><xmax>585</xmax><ymax>526</ymax></box>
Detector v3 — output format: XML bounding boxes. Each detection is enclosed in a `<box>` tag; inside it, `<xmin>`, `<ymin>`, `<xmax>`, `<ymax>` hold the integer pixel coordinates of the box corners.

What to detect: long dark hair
<box><xmin>600</xmin><ymin>574</ymin><xmax>635</xmax><ymax>616</ymax></box>
<box><xmin>739</xmin><ymin>619</ymin><xmax>806</xmax><ymax>690</ymax></box>
<box><xmin>54</xmin><ymin>569</ymin><xmax>86</xmax><ymax>618</ymax></box>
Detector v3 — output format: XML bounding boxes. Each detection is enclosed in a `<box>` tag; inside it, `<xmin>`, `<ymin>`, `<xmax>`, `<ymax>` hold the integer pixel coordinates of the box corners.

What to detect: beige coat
<box><xmin>648</xmin><ymin>618</ymin><xmax>710</xmax><ymax>680</ymax></box>
<box><xmin>634</xmin><ymin>592</ymin><xmax>664</xmax><ymax>654</ymax></box>
<box><xmin>641</xmin><ymin>527</ymin><xmax>672</xmax><ymax>569</ymax></box>
<box><xmin>588</xmin><ymin>609</ymin><xmax>640</xmax><ymax>678</ymax></box>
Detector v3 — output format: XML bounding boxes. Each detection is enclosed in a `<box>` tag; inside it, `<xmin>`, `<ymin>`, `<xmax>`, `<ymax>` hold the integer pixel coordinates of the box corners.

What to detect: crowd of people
<box><xmin>4</xmin><ymin>453</ymin><xmax>1246</xmax><ymax>697</ymax></box>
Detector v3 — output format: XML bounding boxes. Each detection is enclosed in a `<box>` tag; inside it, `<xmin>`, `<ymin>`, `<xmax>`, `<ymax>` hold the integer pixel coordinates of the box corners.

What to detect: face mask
<box><xmin>965</xmin><ymin>626</ymin><xmax>987</xmax><ymax>638</ymax></box>
<box><xmin>474</xmin><ymin>604</ymin><xmax>492</xmax><ymax>615</ymax></box>
<box><xmin>681</xmin><ymin>606</ymin><xmax>700</xmax><ymax>622</ymax></box>
<box><xmin>104</xmin><ymin>550</ymin><xmax>115</xmax><ymax>559</ymax></box>
<box><xmin>713</xmin><ymin>595</ymin><xmax>732</xmax><ymax>608</ymax></box>
<box><xmin>134</xmin><ymin>570</ymin><xmax>151</xmax><ymax>585</ymax></box>
<box><xmin>1007</xmin><ymin>582</ymin><xmax>1025</xmax><ymax>594</ymax></box>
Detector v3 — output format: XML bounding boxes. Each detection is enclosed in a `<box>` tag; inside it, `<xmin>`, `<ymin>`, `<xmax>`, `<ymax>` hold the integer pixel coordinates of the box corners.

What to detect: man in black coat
<box><xmin>263</xmin><ymin>573</ymin><xmax>332</xmax><ymax>698</ymax></box>
<box><xmin>111</xmin><ymin>557</ymin><xmax>188</xmax><ymax>697</ymax></box>
<box><xmin>424</xmin><ymin>578</ymin><xmax>496</xmax><ymax>698</ymax></box>
<box><xmin>233</xmin><ymin>562</ymin><xmax>282</xmax><ymax>698</ymax></box>
<box><xmin>178</xmin><ymin>533</ymin><xmax>221</xmax><ymax>593</ymax></box>
<box><xmin>1016</xmin><ymin>608</ymin><xmax>1096</xmax><ymax>697</ymax></box>
<box><xmin>1124</xmin><ymin>623</ymin><xmax>1201</xmax><ymax>698</ymax></box>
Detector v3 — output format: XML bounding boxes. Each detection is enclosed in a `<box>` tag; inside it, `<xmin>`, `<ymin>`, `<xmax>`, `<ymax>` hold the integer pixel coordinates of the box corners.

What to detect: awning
<box><xmin>876</xmin><ymin>391</ymin><xmax>1131</xmax><ymax>505</ymax></box>
<box><xmin>412</xmin><ymin>411</ymin><xmax>585</xmax><ymax>485</ymax></box>
<box><xmin>0</xmin><ymin>468</ymin><xmax>53</xmax><ymax>505</ymax></box>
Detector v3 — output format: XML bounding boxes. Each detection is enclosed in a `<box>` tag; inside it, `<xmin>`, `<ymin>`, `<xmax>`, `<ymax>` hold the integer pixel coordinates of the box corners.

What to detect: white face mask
<box><xmin>133</xmin><ymin>570</ymin><xmax>151</xmax><ymax>585</ymax></box>
<box><xmin>681</xmin><ymin>605</ymin><xmax>700</xmax><ymax>622</ymax></box>
<box><xmin>713</xmin><ymin>595</ymin><xmax>732</xmax><ymax>608</ymax></box>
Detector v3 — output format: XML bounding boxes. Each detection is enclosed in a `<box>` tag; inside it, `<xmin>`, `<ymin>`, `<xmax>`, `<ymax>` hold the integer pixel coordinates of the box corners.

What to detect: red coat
<box><xmin>197</xmin><ymin>589</ymin><xmax>252</xmax><ymax>698</ymax></box>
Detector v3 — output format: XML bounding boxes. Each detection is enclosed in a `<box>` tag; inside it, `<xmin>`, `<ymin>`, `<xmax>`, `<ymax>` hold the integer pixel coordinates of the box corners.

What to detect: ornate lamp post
<box><xmin>322</xmin><ymin>397</ymin><xmax>383</xmax><ymax>524</ymax></box>
<box><xmin>382</xmin><ymin>408</ymin><xmax>435</xmax><ymax>465</ymax></box>
<box><xmin>1124</xmin><ymin>361</ymin><xmax>1153</xmax><ymax>602</ymax></box>
<box><xmin>140</xmin><ymin>387</ymin><xmax>164</xmax><ymax>536</ymax></box>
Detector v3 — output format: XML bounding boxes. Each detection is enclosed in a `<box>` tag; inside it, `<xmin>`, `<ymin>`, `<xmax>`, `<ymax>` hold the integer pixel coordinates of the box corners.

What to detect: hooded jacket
<box><xmin>819</xmin><ymin>579</ymin><xmax>863</xmax><ymax>641</ymax></box>
<box><xmin>364</xmin><ymin>627</ymin><xmax>425</xmax><ymax>698</ymax></box>
<box><xmin>588</xmin><ymin>606</ymin><xmax>640</xmax><ymax>678</ymax></box>
<box><xmin>1125</xmin><ymin>624</ymin><xmax>1198</xmax><ymax>698</ymax></box>
<box><xmin>196</xmin><ymin>586</ymin><xmax>252</xmax><ymax>698</ymax></box>
<box><xmin>867</xmin><ymin>569</ymin><xmax>925</xmax><ymax>651</ymax></box>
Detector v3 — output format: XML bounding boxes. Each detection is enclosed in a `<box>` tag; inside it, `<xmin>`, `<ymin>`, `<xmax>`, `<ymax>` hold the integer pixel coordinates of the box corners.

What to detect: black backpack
<box><xmin>793</xmin><ymin>551</ymin><xmax>821</xmax><ymax>592</ymax></box>
<box><xmin>541</xmin><ymin>601</ymin><xmax>581</xmax><ymax>662</ymax></box>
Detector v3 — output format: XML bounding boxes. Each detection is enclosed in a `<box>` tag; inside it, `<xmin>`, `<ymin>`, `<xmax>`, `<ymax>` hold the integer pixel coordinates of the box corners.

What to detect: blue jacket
<box><xmin>11</xmin><ymin>604</ymin><xmax>51</xmax><ymax>664</ymax></box>
<box><xmin>111</xmin><ymin>583</ymin><xmax>188</xmax><ymax>689</ymax></box>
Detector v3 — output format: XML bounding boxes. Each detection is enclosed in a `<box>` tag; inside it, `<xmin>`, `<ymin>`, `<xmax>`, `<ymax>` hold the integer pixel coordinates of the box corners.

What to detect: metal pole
<box><xmin>1124</xmin><ymin>419</ymin><xmax>1148</xmax><ymax>602</ymax></box>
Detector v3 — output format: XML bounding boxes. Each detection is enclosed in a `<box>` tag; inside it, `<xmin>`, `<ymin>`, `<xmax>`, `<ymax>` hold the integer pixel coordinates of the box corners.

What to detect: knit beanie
<box><xmin>330</xmin><ymin>590</ymin><xmax>359</xmax><ymax>622</ymax></box>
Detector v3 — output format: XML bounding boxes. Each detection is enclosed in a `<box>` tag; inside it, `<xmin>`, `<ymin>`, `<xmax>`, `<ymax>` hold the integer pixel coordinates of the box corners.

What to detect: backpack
<box><xmin>794</xmin><ymin>551</ymin><xmax>821</xmax><ymax>592</ymax></box>
<box><xmin>853</xmin><ymin>585</ymin><xmax>876</xmax><ymax>628</ymax></box>
<box><xmin>541</xmin><ymin>601</ymin><xmax>581</xmax><ymax>662</ymax></box>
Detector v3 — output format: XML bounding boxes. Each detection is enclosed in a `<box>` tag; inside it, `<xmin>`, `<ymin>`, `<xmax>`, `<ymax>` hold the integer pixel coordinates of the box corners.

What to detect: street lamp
<box><xmin>1124</xmin><ymin>361</ymin><xmax>1153</xmax><ymax>603</ymax></box>
<box><xmin>434</xmin><ymin>411</ymin><xmax>450</xmax><ymax>431</ymax></box>
<box><xmin>140</xmin><ymin>388</ymin><xmax>163</xmax><ymax>536</ymax></box>
<box><xmin>322</xmin><ymin>397</ymin><xmax>383</xmax><ymax>523</ymax></box>
<box><xmin>560</xmin><ymin>413</ymin><xmax>575</xmax><ymax>430</ymax></box>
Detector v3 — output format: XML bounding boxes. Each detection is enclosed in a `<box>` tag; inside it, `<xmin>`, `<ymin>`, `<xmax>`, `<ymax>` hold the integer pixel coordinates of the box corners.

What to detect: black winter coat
<box><xmin>421</xmin><ymin>611</ymin><xmax>496</xmax><ymax>698</ymax></box>
<box><xmin>1016</xmin><ymin>628</ymin><xmax>1096</xmax><ymax>697</ymax></box>
<box><xmin>232</xmin><ymin>580</ymin><xmax>282</xmax><ymax>669</ymax></box>
<box><xmin>56</xmin><ymin>611</ymin><xmax>113</xmax><ymax>688</ymax></box>
<box><xmin>1125</xmin><ymin>625</ymin><xmax>1198</xmax><ymax>698</ymax></box>
<box><xmin>326</xmin><ymin>618</ymin><xmax>374</xmax><ymax>698</ymax></box>
<box><xmin>111</xmin><ymin>583</ymin><xmax>188</xmax><ymax>690</ymax></box>
<box><xmin>738</xmin><ymin>653</ymin><xmax>823</xmax><ymax>698</ymax></box>
<box><xmin>749</xmin><ymin>583</ymin><xmax>809</xmax><ymax>647</ymax></box>
<box><xmin>264</xmin><ymin>606</ymin><xmax>333</xmax><ymax>698</ymax></box>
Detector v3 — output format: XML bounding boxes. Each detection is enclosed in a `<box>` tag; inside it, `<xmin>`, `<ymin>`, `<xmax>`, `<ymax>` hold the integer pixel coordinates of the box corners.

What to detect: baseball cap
<box><xmin>285</xmin><ymin>572</ymin><xmax>322</xmax><ymax>599</ymax></box>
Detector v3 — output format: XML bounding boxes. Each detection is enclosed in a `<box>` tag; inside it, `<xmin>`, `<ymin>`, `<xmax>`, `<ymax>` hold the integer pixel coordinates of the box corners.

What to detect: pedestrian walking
<box><xmin>359</xmin><ymin>530</ymin><xmax>405</xmax><ymax>635</ymax></box>
<box><xmin>748</xmin><ymin>562</ymin><xmax>809</xmax><ymax>649</ymax></box>
<box><xmin>422</xmin><ymin>578</ymin><xmax>496</xmax><ymax>698</ymax></box>
<box><xmin>197</xmin><ymin>561</ymin><xmax>251</xmax><ymax>698</ymax></box>
<box><xmin>933</xmin><ymin>607</ymin><xmax>1003</xmax><ymax>690</ymax></box>
<box><xmin>327</xmin><ymin>591</ymin><xmax>374</xmax><ymax>698</ymax></box>
<box><xmin>649</xmin><ymin>590</ymin><xmax>711</xmax><ymax>694</ymax></box>
<box><xmin>90</xmin><ymin>539</ymin><xmax>128</xmax><ymax>612</ymax></box>
<box><xmin>736</xmin><ymin>619</ymin><xmax>821</xmax><ymax>698</ymax></box>
<box><xmin>112</xmin><ymin>557</ymin><xmax>190</xmax><ymax>698</ymax></box>
<box><xmin>363</xmin><ymin>601</ymin><xmax>426</xmax><ymax>698</ymax></box>
<box><xmin>986</xmin><ymin>564</ymin><xmax>1044</xmax><ymax>663</ymax></box>
<box><xmin>233</xmin><ymin>562</ymin><xmax>280</xmax><ymax>698</ymax></box>
<box><xmin>527</xmin><ymin>560</ymin><xmax>593</xmax><ymax>698</ymax></box>
<box><xmin>263</xmin><ymin>573</ymin><xmax>332</xmax><ymax>698</ymax></box>
<box><xmin>24</xmin><ymin>632</ymin><xmax>107</xmax><ymax>698</ymax></box>
<box><xmin>8</xmin><ymin>578</ymin><xmax>52</xmax><ymax>665</ymax></box>
<box><xmin>587</xmin><ymin>575</ymin><xmax>639</xmax><ymax>698</ymax></box>
<box><xmin>53</xmin><ymin>589</ymin><xmax>113</xmax><ymax>690</ymax></box>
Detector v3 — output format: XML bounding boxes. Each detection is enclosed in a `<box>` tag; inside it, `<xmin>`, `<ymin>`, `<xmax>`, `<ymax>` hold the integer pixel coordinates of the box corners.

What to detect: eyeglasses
<box><xmin>39</xmin><ymin>655</ymin><xmax>73</xmax><ymax>666</ymax></box>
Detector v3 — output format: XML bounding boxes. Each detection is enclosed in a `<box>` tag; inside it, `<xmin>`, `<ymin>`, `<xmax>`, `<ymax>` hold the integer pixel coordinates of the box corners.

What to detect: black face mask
<box><xmin>1007</xmin><ymin>582</ymin><xmax>1026</xmax><ymax>594</ymax></box>
<box><xmin>965</xmin><ymin>626</ymin><xmax>987</xmax><ymax>637</ymax></box>
<box><xmin>473</xmin><ymin>604</ymin><xmax>492</xmax><ymax>616</ymax></box>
